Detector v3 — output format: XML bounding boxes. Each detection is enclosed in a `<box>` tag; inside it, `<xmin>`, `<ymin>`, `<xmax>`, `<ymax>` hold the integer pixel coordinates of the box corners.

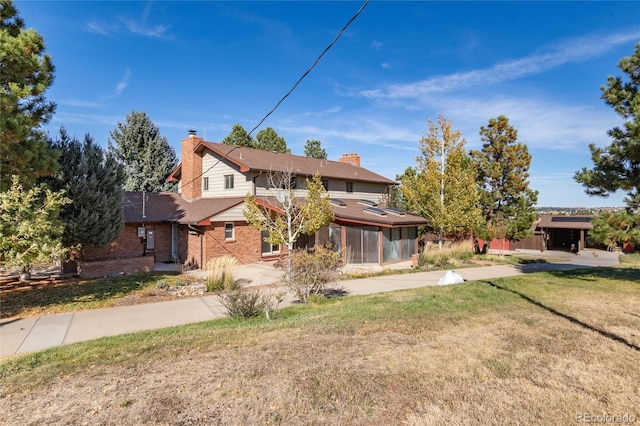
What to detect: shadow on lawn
<box><xmin>0</xmin><ymin>272</ymin><xmax>165</xmax><ymax>319</ymax></box>
<box><xmin>544</xmin><ymin>266</ymin><xmax>640</xmax><ymax>283</ymax></box>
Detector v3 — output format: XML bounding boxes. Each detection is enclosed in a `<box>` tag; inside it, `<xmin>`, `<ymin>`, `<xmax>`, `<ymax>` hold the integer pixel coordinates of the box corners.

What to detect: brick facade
<box><xmin>78</xmin><ymin>256</ymin><xmax>154</xmax><ymax>279</ymax></box>
<box><xmin>180</xmin><ymin>221</ymin><xmax>265</xmax><ymax>268</ymax></box>
<box><xmin>82</xmin><ymin>223</ymin><xmax>173</xmax><ymax>263</ymax></box>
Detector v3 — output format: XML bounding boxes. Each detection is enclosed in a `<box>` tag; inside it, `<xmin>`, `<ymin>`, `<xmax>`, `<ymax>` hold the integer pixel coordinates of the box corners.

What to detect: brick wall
<box><xmin>180</xmin><ymin>221</ymin><xmax>264</xmax><ymax>268</ymax></box>
<box><xmin>82</xmin><ymin>223</ymin><xmax>173</xmax><ymax>262</ymax></box>
<box><xmin>180</xmin><ymin>134</ymin><xmax>203</xmax><ymax>201</ymax></box>
<box><xmin>78</xmin><ymin>256</ymin><xmax>154</xmax><ymax>279</ymax></box>
<box><xmin>205</xmin><ymin>221</ymin><xmax>263</xmax><ymax>265</ymax></box>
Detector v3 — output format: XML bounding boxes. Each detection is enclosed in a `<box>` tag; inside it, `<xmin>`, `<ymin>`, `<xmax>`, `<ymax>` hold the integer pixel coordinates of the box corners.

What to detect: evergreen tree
<box><xmin>222</xmin><ymin>123</ymin><xmax>254</xmax><ymax>148</ymax></box>
<box><xmin>400</xmin><ymin>115</ymin><xmax>482</xmax><ymax>246</ymax></box>
<box><xmin>0</xmin><ymin>0</ymin><xmax>59</xmax><ymax>190</ymax></box>
<box><xmin>470</xmin><ymin>116</ymin><xmax>538</xmax><ymax>241</ymax></box>
<box><xmin>574</xmin><ymin>42</ymin><xmax>640</xmax><ymax>210</ymax></box>
<box><xmin>47</xmin><ymin>128</ymin><xmax>125</xmax><ymax>251</ymax></box>
<box><xmin>303</xmin><ymin>139</ymin><xmax>327</xmax><ymax>159</ymax></box>
<box><xmin>255</xmin><ymin>127</ymin><xmax>289</xmax><ymax>153</ymax></box>
<box><xmin>0</xmin><ymin>176</ymin><xmax>69</xmax><ymax>279</ymax></box>
<box><xmin>107</xmin><ymin>110</ymin><xmax>177</xmax><ymax>192</ymax></box>
<box><xmin>588</xmin><ymin>210</ymin><xmax>640</xmax><ymax>251</ymax></box>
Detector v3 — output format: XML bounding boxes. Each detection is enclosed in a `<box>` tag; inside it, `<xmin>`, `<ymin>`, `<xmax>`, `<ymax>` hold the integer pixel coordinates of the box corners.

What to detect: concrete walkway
<box><xmin>0</xmin><ymin>249</ymin><xmax>619</xmax><ymax>358</ymax></box>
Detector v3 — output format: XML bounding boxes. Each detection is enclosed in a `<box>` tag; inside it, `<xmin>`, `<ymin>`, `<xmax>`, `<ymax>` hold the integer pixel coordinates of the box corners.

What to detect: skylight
<box><xmin>358</xmin><ymin>199</ymin><xmax>378</xmax><ymax>207</ymax></box>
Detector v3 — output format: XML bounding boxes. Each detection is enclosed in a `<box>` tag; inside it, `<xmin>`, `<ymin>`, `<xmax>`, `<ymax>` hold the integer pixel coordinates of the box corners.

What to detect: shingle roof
<box><xmin>123</xmin><ymin>192</ymin><xmax>427</xmax><ymax>228</ymax></box>
<box><xmin>328</xmin><ymin>198</ymin><xmax>428</xmax><ymax>227</ymax></box>
<box><xmin>123</xmin><ymin>192</ymin><xmax>244</xmax><ymax>225</ymax></box>
<box><xmin>537</xmin><ymin>215</ymin><xmax>593</xmax><ymax>230</ymax></box>
<box><xmin>174</xmin><ymin>141</ymin><xmax>397</xmax><ymax>185</ymax></box>
<box><xmin>253</xmin><ymin>196</ymin><xmax>428</xmax><ymax>228</ymax></box>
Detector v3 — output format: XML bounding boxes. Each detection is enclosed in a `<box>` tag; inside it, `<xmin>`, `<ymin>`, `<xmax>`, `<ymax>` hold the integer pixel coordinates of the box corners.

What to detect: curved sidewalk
<box><xmin>0</xmin><ymin>250</ymin><xmax>619</xmax><ymax>358</ymax></box>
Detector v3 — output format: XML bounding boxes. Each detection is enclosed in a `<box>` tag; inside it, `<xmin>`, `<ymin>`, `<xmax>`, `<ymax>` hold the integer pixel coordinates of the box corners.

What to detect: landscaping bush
<box><xmin>287</xmin><ymin>244</ymin><xmax>342</xmax><ymax>302</ymax></box>
<box><xmin>218</xmin><ymin>289</ymin><xmax>264</xmax><ymax>319</ymax></box>
<box><xmin>218</xmin><ymin>288</ymin><xmax>285</xmax><ymax>320</ymax></box>
<box><xmin>206</xmin><ymin>255</ymin><xmax>239</xmax><ymax>292</ymax></box>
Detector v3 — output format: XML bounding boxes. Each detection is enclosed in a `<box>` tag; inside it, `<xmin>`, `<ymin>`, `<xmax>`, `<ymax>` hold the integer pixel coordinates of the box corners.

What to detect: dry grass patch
<box><xmin>1</xmin><ymin>278</ymin><xmax>639</xmax><ymax>425</ymax></box>
<box><xmin>491</xmin><ymin>267</ymin><xmax>640</xmax><ymax>347</ymax></box>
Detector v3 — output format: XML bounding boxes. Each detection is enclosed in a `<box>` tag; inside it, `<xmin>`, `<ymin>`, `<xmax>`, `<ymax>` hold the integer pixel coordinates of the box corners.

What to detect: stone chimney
<box><xmin>180</xmin><ymin>130</ymin><xmax>203</xmax><ymax>201</ymax></box>
<box><xmin>339</xmin><ymin>153</ymin><xmax>361</xmax><ymax>167</ymax></box>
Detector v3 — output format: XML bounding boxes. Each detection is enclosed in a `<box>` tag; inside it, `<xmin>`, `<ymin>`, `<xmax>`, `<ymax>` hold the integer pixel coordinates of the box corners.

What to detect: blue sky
<box><xmin>17</xmin><ymin>1</ymin><xmax>640</xmax><ymax>207</ymax></box>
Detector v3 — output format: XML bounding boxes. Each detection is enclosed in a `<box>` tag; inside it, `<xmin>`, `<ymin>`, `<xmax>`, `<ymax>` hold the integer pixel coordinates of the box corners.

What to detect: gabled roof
<box><xmin>170</xmin><ymin>141</ymin><xmax>397</xmax><ymax>185</ymax></box>
<box><xmin>123</xmin><ymin>192</ymin><xmax>244</xmax><ymax>225</ymax></box>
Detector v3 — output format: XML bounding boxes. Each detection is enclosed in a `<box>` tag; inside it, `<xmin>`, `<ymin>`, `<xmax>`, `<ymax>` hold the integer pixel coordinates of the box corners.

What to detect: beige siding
<box><xmin>201</xmin><ymin>153</ymin><xmax>253</xmax><ymax>198</ymax></box>
<box><xmin>253</xmin><ymin>175</ymin><xmax>390</xmax><ymax>200</ymax></box>
<box><xmin>213</xmin><ymin>203</ymin><xmax>248</xmax><ymax>222</ymax></box>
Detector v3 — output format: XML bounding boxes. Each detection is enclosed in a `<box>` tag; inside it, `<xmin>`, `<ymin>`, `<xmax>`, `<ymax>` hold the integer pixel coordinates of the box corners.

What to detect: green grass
<box><xmin>0</xmin><ymin>272</ymin><xmax>184</xmax><ymax>318</ymax></box>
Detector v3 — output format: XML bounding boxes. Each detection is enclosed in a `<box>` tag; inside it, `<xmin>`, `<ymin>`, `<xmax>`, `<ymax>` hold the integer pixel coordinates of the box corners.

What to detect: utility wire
<box><xmin>247</xmin><ymin>0</ymin><xmax>369</xmax><ymax>136</ymax></box>
<box><xmin>179</xmin><ymin>0</ymin><xmax>369</xmax><ymax>192</ymax></box>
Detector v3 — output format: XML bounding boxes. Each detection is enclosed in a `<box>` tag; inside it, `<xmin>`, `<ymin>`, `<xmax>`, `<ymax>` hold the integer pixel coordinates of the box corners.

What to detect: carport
<box><xmin>538</xmin><ymin>215</ymin><xmax>592</xmax><ymax>252</ymax></box>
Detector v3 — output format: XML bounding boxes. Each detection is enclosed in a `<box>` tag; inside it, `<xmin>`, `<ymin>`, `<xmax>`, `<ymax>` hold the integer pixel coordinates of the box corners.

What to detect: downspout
<box><xmin>252</xmin><ymin>171</ymin><xmax>263</xmax><ymax>196</ymax></box>
<box><xmin>188</xmin><ymin>224</ymin><xmax>204</xmax><ymax>269</ymax></box>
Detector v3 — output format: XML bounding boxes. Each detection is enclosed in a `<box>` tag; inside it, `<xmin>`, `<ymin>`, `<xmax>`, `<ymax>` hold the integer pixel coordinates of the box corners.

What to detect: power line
<box><xmin>179</xmin><ymin>0</ymin><xmax>369</xmax><ymax>192</ymax></box>
<box><xmin>247</xmin><ymin>0</ymin><xmax>369</xmax><ymax>136</ymax></box>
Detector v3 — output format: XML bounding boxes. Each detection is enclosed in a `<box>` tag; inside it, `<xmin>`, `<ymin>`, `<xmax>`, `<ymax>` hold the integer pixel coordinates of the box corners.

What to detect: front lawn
<box><xmin>1</xmin><ymin>267</ymin><xmax>638</xmax><ymax>424</ymax></box>
<box><xmin>0</xmin><ymin>272</ymin><xmax>187</xmax><ymax>318</ymax></box>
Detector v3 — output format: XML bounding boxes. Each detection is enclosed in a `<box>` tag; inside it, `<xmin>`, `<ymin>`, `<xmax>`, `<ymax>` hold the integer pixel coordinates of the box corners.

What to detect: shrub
<box><xmin>218</xmin><ymin>288</ymin><xmax>285</xmax><ymax>320</ymax></box>
<box><xmin>218</xmin><ymin>289</ymin><xmax>264</xmax><ymax>319</ymax></box>
<box><xmin>287</xmin><ymin>244</ymin><xmax>342</xmax><ymax>303</ymax></box>
<box><xmin>206</xmin><ymin>255</ymin><xmax>239</xmax><ymax>292</ymax></box>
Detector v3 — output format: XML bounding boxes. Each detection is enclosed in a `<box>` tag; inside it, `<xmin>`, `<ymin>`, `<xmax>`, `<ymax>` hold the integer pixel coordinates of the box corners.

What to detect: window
<box><xmin>261</xmin><ymin>230</ymin><xmax>279</xmax><ymax>255</ymax></box>
<box><xmin>224</xmin><ymin>174</ymin><xmax>234</xmax><ymax>189</ymax></box>
<box><xmin>224</xmin><ymin>222</ymin><xmax>234</xmax><ymax>240</ymax></box>
<box><xmin>322</xmin><ymin>179</ymin><xmax>329</xmax><ymax>190</ymax></box>
<box><xmin>203</xmin><ymin>177</ymin><xmax>209</xmax><ymax>191</ymax></box>
<box><xmin>346</xmin><ymin>181</ymin><xmax>353</xmax><ymax>193</ymax></box>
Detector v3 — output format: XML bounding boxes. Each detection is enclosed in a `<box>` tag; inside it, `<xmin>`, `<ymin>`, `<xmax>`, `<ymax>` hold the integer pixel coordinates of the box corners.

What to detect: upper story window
<box><xmin>224</xmin><ymin>174</ymin><xmax>234</xmax><ymax>189</ymax></box>
<box><xmin>225</xmin><ymin>222</ymin><xmax>235</xmax><ymax>240</ymax></box>
<box><xmin>203</xmin><ymin>177</ymin><xmax>209</xmax><ymax>191</ymax></box>
<box><xmin>346</xmin><ymin>181</ymin><xmax>353</xmax><ymax>193</ymax></box>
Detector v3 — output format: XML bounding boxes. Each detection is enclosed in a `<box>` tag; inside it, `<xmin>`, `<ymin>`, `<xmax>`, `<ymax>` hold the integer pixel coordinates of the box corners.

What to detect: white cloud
<box><xmin>434</xmin><ymin>95</ymin><xmax>619</xmax><ymax>152</ymax></box>
<box><xmin>370</xmin><ymin>40</ymin><xmax>382</xmax><ymax>50</ymax></box>
<box><xmin>122</xmin><ymin>19</ymin><xmax>171</xmax><ymax>39</ymax></box>
<box><xmin>359</xmin><ymin>29</ymin><xmax>640</xmax><ymax>100</ymax></box>
<box><xmin>83</xmin><ymin>22</ymin><xmax>112</xmax><ymax>36</ymax></box>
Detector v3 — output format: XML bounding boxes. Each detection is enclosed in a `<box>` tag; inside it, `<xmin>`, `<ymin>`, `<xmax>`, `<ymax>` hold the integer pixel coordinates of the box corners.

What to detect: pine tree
<box><xmin>574</xmin><ymin>42</ymin><xmax>640</xmax><ymax>210</ymax></box>
<box><xmin>222</xmin><ymin>123</ymin><xmax>254</xmax><ymax>148</ymax></box>
<box><xmin>255</xmin><ymin>127</ymin><xmax>289</xmax><ymax>153</ymax></box>
<box><xmin>401</xmin><ymin>115</ymin><xmax>482</xmax><ymax>246</ymax></box>
<box><xmin>107</xmin><ymin>110</ymin><xmax>177</xmax><ymax>192</ymax></box>
<box><xmin>470</xmin><ymin>116</ymin><xmax>538</xmax><ymax>241</ymax></box>
<box><xmin>303</xmin><ymin>139</ymin><xmax>327</xmax><ymax>159</ymax></box>
<box><xmin>47</xmin><ymin>128</ymin><xmax>125</xmax><ymax>251</ymax></box>
<box><xmin>0</xmin><ymin>0</ymin><xmax>59</xmax><ymax>190</ymax></box>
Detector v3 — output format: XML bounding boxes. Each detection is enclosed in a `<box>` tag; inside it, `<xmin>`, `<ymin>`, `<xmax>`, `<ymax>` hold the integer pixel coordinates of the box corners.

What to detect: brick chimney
<box><xmin>180</xmin><ymin>130</ymin><xmax>203</xmax><ymax>201</ymax></box>
<box><xmin>339</xmin><ymin>153</ymin><xmax>361</xmax><ymax>167</ymax></box>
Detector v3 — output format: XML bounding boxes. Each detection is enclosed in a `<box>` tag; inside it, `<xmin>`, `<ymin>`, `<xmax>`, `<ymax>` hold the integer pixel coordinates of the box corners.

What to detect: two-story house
<box><xmin>82</xmin><ymin>131</ymin><xmax>427</xmax><ymax>276</ymax></box>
